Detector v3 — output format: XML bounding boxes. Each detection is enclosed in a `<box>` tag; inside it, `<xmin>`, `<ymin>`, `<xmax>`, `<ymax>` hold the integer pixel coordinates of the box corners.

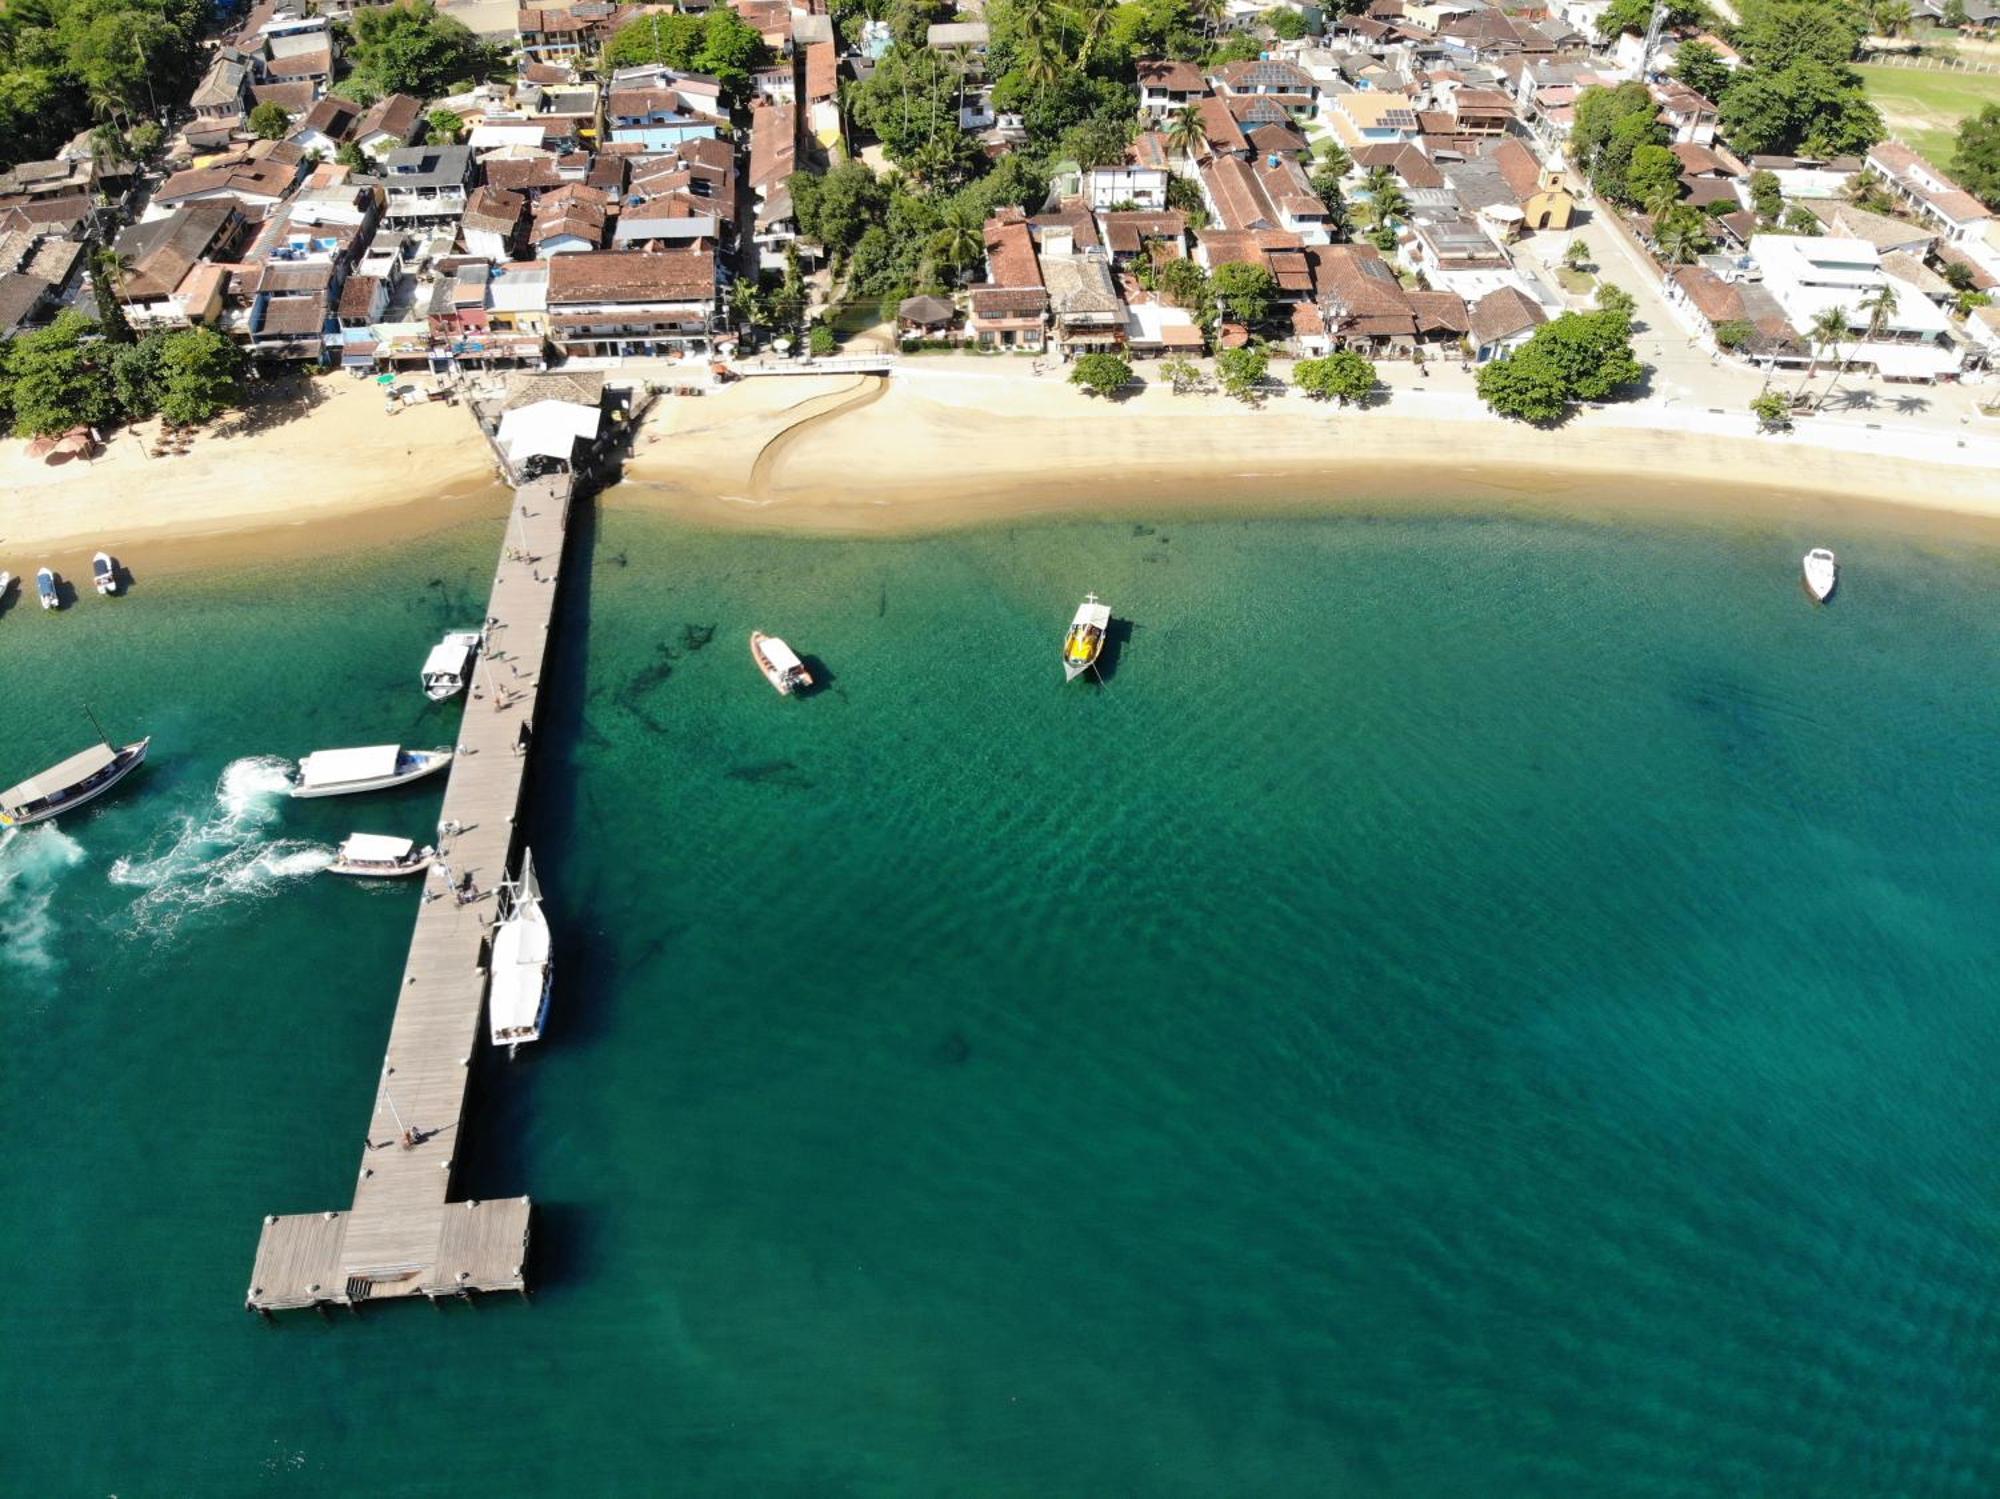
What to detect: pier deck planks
<box><xmin>247</xmin><ymin>474</ymin><xmax>572</xmax><ymax>1313</ymax></box>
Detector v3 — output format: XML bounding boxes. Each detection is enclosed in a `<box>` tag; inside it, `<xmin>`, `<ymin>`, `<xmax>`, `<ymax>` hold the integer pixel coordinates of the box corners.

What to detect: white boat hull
<box><xmin>0</xmin><ymin>738</ymin><xmax>151</xmax><ymax>828</ymax></box>
<box><xmin>287</xmin><ymin>749</ymin><xmax>453</xmax><ymax>799</ymax></box>
<box><xmin>36</xmin><ymin>570</ymin><xmax>58</xmax><ymax>610</ymax></box>
<box><xmin>93</xmin><ymin>553</ymin><xmax>118</xmax><ymax>595</ymax></box>
<box><xmin>1063</xmin><ymin>595</ymin><xmax>1111</xmax><ymax>681</ymax></box>
<box><xmin>327</xmin><ymin>849</ymin><xmax>437</xmax><ymax>878</ymax></box>
<box><xmin>1803</xmin><ymin>549</ymin><xmax>1837</xmax><ymax>603</ymax></box>
<box><xmin>751</xmin><ymin>631</ymin><xmax>813</xmax><ymax>696</ymax></box>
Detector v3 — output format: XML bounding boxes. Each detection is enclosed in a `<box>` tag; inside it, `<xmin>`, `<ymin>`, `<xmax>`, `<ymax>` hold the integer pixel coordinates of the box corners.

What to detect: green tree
<box><xmin>1159</xmin><ymin>257</ymin><xmax>1212</xmax><ymax>315</ymax></box>
<box><xmin>249</xmin><ymin>99</ymin><xmax>291</xmax><ymax>140</ymax></box>
<box><xmin>694</xmin><ymin>6</ymin><xmax>769</xmax><ymax>97</ymax></box>
<box><xmin>1781</xmin><ymin>202</ymin><xmax>1823</xmax><ymax>234</ymax></box>
<box><xmin>1214</xmin><ymin>343</ymin><xmax>1268</xmax><ymax>401</ymax></box>
<box><xmin>808</xmin><ymin>322</ymin><xmax>838</xmax><ymax>356</ymax></box>
<box><xmin>1626</xmin><ymin>144</ymin><xmax>1684</xmax><ymax>213</ymax></box>
<box><xmin>604</xmin><ymin>10</ymin><xmax>705</xmax><ymax>68</ymax></box>
<box><xmin>929</xmin><ymin>203</ymin><xmax>986</xmax><ymax>283</ymax></box>
<box><xmin>1163</xmin><ymin>100</ymin><xmax>1209</xmax><ymax>162</ymax></box>
<box><xmin>790</xmin><ymin>162</ymin><xmax>891</xmax><ymax>262</ymax></box>
<box><xmin>1798</xmin><ymin>302</ymin><xmax>1848</xmax><ymax>397</ymax></box>
<box><xmin>1652</xmin><ymin>203</ymin><xmax>1715</xmax><ymax>263</ymax></box>
<box><xmin>1597</xmin><ymin>0</ymin><xmax>1705</xmax><ymax>36</ymax></box>
<box><xmin>155</xmin><ymin>325</ymin><xmax>247</xmax><ymax>424</ymax></box>
<box><xmin>1943</xmin><ymin>0</ymin><xmax>1971</xmax><ymax>25</ymax></box>
<box><xmin>1210</xmin><ymin>260</ymin><xmax>1277</xmax><ymax>329</ymax></box>
<box><xmin>90</xmin><ymin>246</ymin><xmax>133</xmax><ymax>345</ymax></box>
<box><xmin>1750</xmin><ymin>389</ymin><xmax>1792</xmax><ymax>430</ymax></box>
<box><xmin>336</xmin><ymin>140</ymin><xmax>370</xmax><ymax>172</ymax></box>
<box><xmin>1713</xmin><ymin>318</ymin><xmax>1757</xmax><ymax>350</ymax></box>
<box><xmin>426</xmin><ymin>108</ymin><xmax>464</xmax><ymax>143</ymax></box>
<box><xmin>1734</xmin><ymin>0</ymin><xmax>1862</xmax><ymax>71</ymax></box>
<box><xmin>1069</xmin><ymin>350</ymin><xmax>1135</xmax><ymax>396</ymax></box>
<box><xmin>1673</xmin><ymin>39</ymin><xmax>1734</xmax><ymax>104</ymax></box>
<box><xmin>1953</xmin><ymin>104</ymin><xmax>2000</xmax><ymax>211</ymax></box>
<box><xmin>5</xmin><ymin>311</ymin><xmax>121</xmax><ymax>437</ymax></box>
<box><xmin>110</xmin><ymin>329</ymin><xmax>167</xmax><ymax>417</ymax></box>
<box><xmin>1572</xmin><ymin>82</ymin><xmax>1666</xmax><ymax>200</ymax></box>
<box><xmin>1749</xmin><ymin>168</ymin><xmax>1784</xmax><ymax>220</ymax></box>
<box><xmin>1719</xmin><ymin>59</ymin><xmax>1883</xmax><ymax>157</ymax></box>
<box><xmin>1159</xmin><ymin>354</ymin><xmax>1207</xmax><ymax>393</ymax></box>
<box><xmin>346</xmin><ymin>1</ymin><xmax>491</xmax><ymax>100</ymax></box>
<box><xmin>1563</xmin><ymin>239</ymin><xmax>1592</xmax><ymax>272</ymax></box>
<box><xmin>1268</xmin><ymin>7</ymin><xmax>1308</xmax><ymax>39</ymax></box>
<box><xmin>1596</xmin><ymin>281</ymin><xmax>1636</xmax><ymax>319</ymax></box>
<box><xmin>1292</xmin><ymin>350</ymin><xmax>1377</xmax><ymax>404</ymax></box>
<box><xmin>1476</xmin><ymin>344</ymin><xmax>1571</xmax><ymax>422</ymax></box>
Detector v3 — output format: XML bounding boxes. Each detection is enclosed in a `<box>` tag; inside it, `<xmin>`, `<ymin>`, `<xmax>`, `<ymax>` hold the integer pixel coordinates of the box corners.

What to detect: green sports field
<box><xmin>1855</xmin><ymin>62</ymin><xmax>2000</xmax><ymax>168</ymax></box>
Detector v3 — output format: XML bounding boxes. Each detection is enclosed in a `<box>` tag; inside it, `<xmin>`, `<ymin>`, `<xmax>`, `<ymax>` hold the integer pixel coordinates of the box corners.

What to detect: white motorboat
<box><xmin>1062</xmin><ymin>593</ymin><xmax>1111</xmax><ymax>681</ymax></box>
<box><xmin>92</xmin><ymin>552</ymin><xmax>118</xmax><ymax>596</ymax></box>
<box><xmin>489</xmin><ymin>848</ymin><xmax>552</xmax><ymax>1053</ymax></box>
<box><xmin>327</xmin><ymin>832</ymin><xmax>436</xmax><ymax>878</ymax></box>
<box><xmin>751</xmin><ymin>630</ymin><xmax>813</xmax><ymax>696</ymax></box>
<box><xmin>0</xmin><ymin>736</ymin><xmax>151</xmax><ymax>828</ymax></box>
<box><xmin>1803</xmin><ymin>547</ymin><xmax>1838</xmax><ymax>603</ymax></box>
<box><xmin>286</xmin><ymin>744</ymin><xmax>453</xmax><ymax>798</ymax></box>
<box><xmin>36</xmin><ymin>567</ymin><xmax>59</xmax><ymax>610</ymax></box>
<box><xmin>421</xmin><ymin>629</ymin><xmax>482</xmax><ymax>701</ymax></box>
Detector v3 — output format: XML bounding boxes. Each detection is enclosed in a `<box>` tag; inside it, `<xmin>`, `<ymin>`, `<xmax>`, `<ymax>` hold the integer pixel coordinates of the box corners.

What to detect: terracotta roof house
<box><xmin>1865</xmin><ymin>141</ymin><xmax>1993</xmax><ymax>244</ymax></box>
<box><xmin>1352</xmin><ymin>142</ymin><xmax>1445</xmax><ymax>190</ymax></box>
<box><xmin>545</xmin><ymin>246</ymin><xmax>718</xmax><ymax>355</ymax></box>
<box><xmin>1406</xmin><ymin>288</ymin><xmax>1471</xmax><ymax>339</ymax></box>
<box><xmin>485</xmin><ymin>156</ymin><xmax>567</xmax><ymax>197</ymax></box>
<box><xmin>290</xmin><ymin>95</ymin><xmax>361</xmax><ymax>155</ymax></box>
<box><xmin>530</xmin><ymin>183</ymin><xmax>609</xmax><ymax>255</ymax></box>
<box><xmin>1310</xmin><ymin>242</ymin><xmax>1418</xmax><ymax>351</ymax></box>
<box><xmin>1137</xmin><ymin>58</ymin><xmax>1206</xmax><ymax>117</ymax></box>
<box><xmin>970</xmin><ymin>211</ymin><xmax>1047</xmax><ymax>349</ymax></box>
<box><xmin>463</xmin><ymin>184</ymin><xmax>527</xmax><ymax>259</ymax></box>
<box><xmin>155</xmin><ymin>152</ymin><xmax>302</xmax><ymax>211</ymax></box>
<box><xmin>1040</xmin><ymin>252</ymin><xmax>1126</xmax><ymax>353</ymax></box>
<box><xmin>1468</xmin><ymin>284</ymin><xmax>1545</xmax><ymax>359</ymax></box>
<box><xmin>355</xmin><ymin>94</ymin><xmax>425</xmax><ymax>158</ymax></box>
<box><xmin>1196</xmin><ymin>95</ymin><xmax>1250</xmax><ymax>158</ymax></box>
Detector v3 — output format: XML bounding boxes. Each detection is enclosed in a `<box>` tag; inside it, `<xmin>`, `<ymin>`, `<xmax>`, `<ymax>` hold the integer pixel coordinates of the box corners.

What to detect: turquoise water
<box><xmin>5</xmin><ymin>505</ymin><xmax>2000</xmax><ymax>1495</ymax></box>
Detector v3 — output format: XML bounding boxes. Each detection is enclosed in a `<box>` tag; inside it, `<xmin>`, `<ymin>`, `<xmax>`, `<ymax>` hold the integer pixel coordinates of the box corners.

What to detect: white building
<box><xmin>1750</xmin><ymin>233</ymin><xmax>1959</xmax><ymax>380</ymax></box>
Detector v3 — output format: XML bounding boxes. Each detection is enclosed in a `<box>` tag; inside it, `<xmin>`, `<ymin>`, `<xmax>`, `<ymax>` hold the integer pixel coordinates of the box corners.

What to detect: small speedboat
<box><xmin>1062</xmin><ymin>593</ymin><xmax>1111</xmax><ymax>681</ymax></box>
<box><xmin>751</xmin><ymin>631</ymin><xmax>813</xmax><ymax>696</ymax></box>
<box><xmin>421</xmin><ymin>629</ymin><xmax>482</xmax><ymax>701</ymax></box>
<box><xmin>92</xmin><ymin>552</ymin><xmax>118</xmax><ymax>596</ymax></box>
<box><xmin>286</xmin><ymin>744</ymin><xmax>453</xmax><ymax>798</ymax></box>
<box><xmin>327</xmin><ymin>832</ymin><xmax>436</xmax><ymax>878</ymax></box>
<box><xmin>36</xmin><ymin>567</ymin><xmax>59</xmax><ymax>610</ymax></box>
<box><xmin>1803</xmin><ymin>547</ymin><xmax>1837</xmax><ymax>603</ymax></box>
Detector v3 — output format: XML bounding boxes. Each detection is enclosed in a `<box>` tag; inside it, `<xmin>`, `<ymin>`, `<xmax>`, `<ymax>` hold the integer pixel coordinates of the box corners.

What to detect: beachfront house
<box><xmin>1750</xmin><ymin>232</ymin><xmax>1959</xmax><ymax>380</ymax></box>
<box><xmin>545</xmin><ymin>247</ymin><xmax>720</xmax><ymax>357</ymax></box>
<box><xmin>969</xmin><ymin>210</ymin><xmax>1048</xmax><ymax>350</ymax></box>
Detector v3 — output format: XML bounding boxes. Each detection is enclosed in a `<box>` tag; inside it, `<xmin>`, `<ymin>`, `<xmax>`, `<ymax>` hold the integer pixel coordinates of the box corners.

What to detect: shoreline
<box><xmin>7</xmin><ymin>363</ymin><xmax>2000</xmax><ymax>577</ymax></box>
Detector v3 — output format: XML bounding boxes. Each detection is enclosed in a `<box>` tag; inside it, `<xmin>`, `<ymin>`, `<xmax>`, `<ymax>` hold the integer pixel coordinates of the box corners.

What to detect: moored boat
<box><xmin>420</xmin><ymin>629</ymin><xmax>482</xmax><ymax>701</ymax></box>
<box><xmin>36</xmin><ymin>567</ymin><xmax>59</xmax><ymax>611</ymax></box>
<box><xmin>751</xmin><ymin>630</ymin><xmax>813</xmax><ymax>696</ymax></box>
<box><xmin>1803</xmin><ymin>547</ymin><xmax>1838</xmax><ymax>603</ymax></box>
<box><xmin>285</xmin><ymin>744</ymin><xmax>453</xmax><ymax>799</ymax></box>
<box><xmin>489</xmin><ymin>848</ymin><xmax>553</xmax><ymax>1053</ymax></box>
<box><xmin>326</xmin><ymin>832</ymin><xmax>436</xmax><ymax>878</ymax></box>
<box><xmin>1062</xmin><ymin>593</ymin><xmax>1111</xmax><ymax>681</ymax></box>
<box><xmin>0</xmin><ymin>736</ymin><xmax>151</xmax><ymax>827</ymax></box>
<box><xmin>92</xmin><ymin>552</ymin><xmax>118</xmax><ymax>596</ymax></box>
<box><xmin>0</xmin><ymin>571</ymin><xmax>13</xmax><ymax>606</ymax></box>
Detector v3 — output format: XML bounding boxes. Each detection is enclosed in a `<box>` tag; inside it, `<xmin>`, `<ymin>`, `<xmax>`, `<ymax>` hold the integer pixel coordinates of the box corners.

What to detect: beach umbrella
<box><xmin>25</xmin><ymin>435</ymin><xmax>56</xmax><ymax>459</ymax></box>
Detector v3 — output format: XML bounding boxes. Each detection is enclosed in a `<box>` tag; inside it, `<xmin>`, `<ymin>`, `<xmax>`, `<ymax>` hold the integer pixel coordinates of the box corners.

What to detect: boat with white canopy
<box><xmin>0</xmin><ymin>736</ymin><xmax>151</xmax><ymax>827</ymax></box>
<box><xmin>92</xmin><ymin>552</ymin><xmax>118</xmax><ymax>596</ymax></box>
<box><xmin>1062</xmin><ymin>593</ymin><xmax>1111</xmax><ymax>681</ymax></box>
<box><xmin>421</xmin><ymin>630</ymin><xmax>482</xmax><ymax>701</ymax></box>
<box><xmin>1802</xmin><ymin>548</ymin><xmax>1837</xmax><ymax>603</ymax></box>
<box><xmin>489</xmin><ymin>848</ymin><xmax>553</xmax><ymax>1054</ymax></box>
<box><xmin>285</xmin><ymin>744</ymin><xmax>452</xmax><ymax>799</ymax></box>
<box><xmin>327</xmin><ymin>833</ymin><xmax>436</xmax><ymax>878</ymax></box>
<box><xmin>36</xmin><ymin>567</ymin><xmax>58</xmax><ymax>610</ymax></box>
<box><xmin>750</xmin><ymin>631</ymin><xmax>813</xmax><ymax>696</ymax></box>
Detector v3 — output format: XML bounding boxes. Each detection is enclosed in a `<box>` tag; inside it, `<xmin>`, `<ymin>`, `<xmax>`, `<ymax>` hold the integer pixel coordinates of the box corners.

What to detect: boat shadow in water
<box><xmin>798</xmin><ymin>655</ymin><xmax>836</xmax><ymax>696</ymax></box>
<box><xmin>1087</xmin><ymin>618</ymin><xmax>1135</xmax><ymax>685</ymax></box>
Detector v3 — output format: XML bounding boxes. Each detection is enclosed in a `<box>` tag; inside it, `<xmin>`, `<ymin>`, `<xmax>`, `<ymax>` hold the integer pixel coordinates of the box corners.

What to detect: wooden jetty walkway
<box><xmin>247</xmin><ymin>472</ymin><xmax>574</xmax><ymax>1312</ymax></box>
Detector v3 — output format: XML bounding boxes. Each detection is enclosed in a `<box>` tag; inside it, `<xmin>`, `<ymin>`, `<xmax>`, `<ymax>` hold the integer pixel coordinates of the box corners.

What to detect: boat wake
<box><xmin>107</xmin><ymin>756</ymin><xmax>331</xmax><ymax>939</ymax></box>
<box><xmin>0</xmin><ymin>824</ymin><xmax>87</xmax><ymax>972</ymax></box>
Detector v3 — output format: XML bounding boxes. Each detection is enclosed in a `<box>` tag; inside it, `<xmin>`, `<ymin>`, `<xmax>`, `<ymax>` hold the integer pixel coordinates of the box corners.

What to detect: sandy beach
<box><xmin>621</xmin><ymin>359</ymin><xmax>2000</xmax><ymax>542</ymax></box>
<box><xmin>6</xmin><ymin>359</ymin><xmax>2000</xmax><ymax>580</ymax></box>
<box><xmin>0</xmin><ymin>374</ymin><xmax>506</xmax><ymax>581</ymax></box>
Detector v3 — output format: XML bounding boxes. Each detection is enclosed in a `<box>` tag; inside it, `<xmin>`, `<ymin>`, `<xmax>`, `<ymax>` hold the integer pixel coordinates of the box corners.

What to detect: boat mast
<box><xmin>82</xmin><ymin>702</ymin><xmax>111</xmax><ymax>746</ymax></box>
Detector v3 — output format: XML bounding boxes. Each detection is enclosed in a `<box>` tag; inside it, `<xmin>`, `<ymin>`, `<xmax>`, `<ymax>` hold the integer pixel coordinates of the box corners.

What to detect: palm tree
<box><xmin>1872</xmin><ymin>0</ymin><xmax>1914</xmax><ymax>34</ymax></box>
<box><xmin>1820</xmin><ymin>281</ymin><xmax>1898</xmax><ymax>408</ymax></box>
<box><xmin>1798</xmin><ymin>303</ymin><xmax>1849</xmax><ymax>401</ymax></box>
<box><xmin>1072</xmin><ymin>0</ymin><xmax>1115</xmax><ymax>66</ymax></box>
<box><xmin>930</xmin><ymin>204</ymin><xmax>986</xmax><ymax>284</ymax></box>
<box><xmin>1164</xmin><ymin>101</ymin><xmax>1209</xmax><ymax>164</ymax></box>
<box><xmin>1357</xmin><ymin>178</ymin><xmax>1408</xmax><ymax>233</ymax></box>
<box><xmin>1186</xmin><ymin>0</ymin><xmax>1225</xmax><ymax>38</ymax></box>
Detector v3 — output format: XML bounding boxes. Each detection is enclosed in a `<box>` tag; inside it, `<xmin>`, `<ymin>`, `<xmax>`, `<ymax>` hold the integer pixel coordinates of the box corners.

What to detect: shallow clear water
<box><xmin>5</xmin><ymin>505</ymin><xmax>2000</xmax><ymax>1495</ymax></box>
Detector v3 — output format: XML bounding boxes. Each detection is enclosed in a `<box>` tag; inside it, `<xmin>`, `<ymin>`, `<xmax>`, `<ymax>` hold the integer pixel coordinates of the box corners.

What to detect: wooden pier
<box><xmin>247</xmin><ymin>472</ymin><xmax>574</xmax><ymax>1312</ymax></box>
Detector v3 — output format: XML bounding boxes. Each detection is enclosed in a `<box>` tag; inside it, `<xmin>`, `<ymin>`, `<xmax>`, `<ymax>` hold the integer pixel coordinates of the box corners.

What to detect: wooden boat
<box><xmin>751</xmin><ymin>630</ymin><xmax>813</xmax><ymax>696</ymax></box>
<box><xmin>1802</xmin><ymin>548</ymin><xmax>1837</xmax><ymax>603</ymax></box>
<box><xmin>285</xmin><ymin>744</ymin><xmax>453</xmax><ymax>799</ymax></box>
<box><xmin>327</xmin><ymin>833</ymin><xmax>436</xmax><ymax>878</ymax></box>
<box><xmin>489</xmin><ymin>848</ymin><xmax>553</xmax><ymax>1054</ymax></box>
<box><xmin>36</xmin><ymin>567</ymin><xmax>59</xmax><ymax>611</ymax></box>
<box><xmin>0</xmin><ymin>737</ymin><xmax>151</xmax><ymax>828</ymax></box>
<box><xmin>1062</xmin><ymin>593</ymin><xmax>1111</xmax><ymax>681</ymax></box>
<box><xmin>420</xmin><ymin>630</ymin><xmax>482</xmax><ymax>701</ymax></box>
<box><xmin>92</xmin><ymin>552</ymin><xmax>118</xmax><ymax>596</ymax></box>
